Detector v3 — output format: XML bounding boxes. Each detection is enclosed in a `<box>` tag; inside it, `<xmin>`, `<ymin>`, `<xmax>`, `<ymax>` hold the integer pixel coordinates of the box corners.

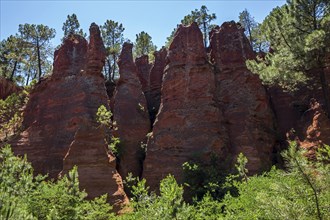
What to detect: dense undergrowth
<box><xmin>0</xmin><ymin>142</ymin><xmax>329</xmax><ymax>220</ymax></box>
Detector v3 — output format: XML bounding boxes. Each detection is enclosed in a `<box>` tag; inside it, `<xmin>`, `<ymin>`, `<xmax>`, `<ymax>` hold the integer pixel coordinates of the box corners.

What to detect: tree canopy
<box><xmin>247</xmin><ymin>0</ymin><xmax>330</xmax><ymax>115</ymax></box>
<box><xmin>62</xmin><ymin>13</ymin><xmax>85</xmax><ymax>40</ymax></box>
<box><xmin>101</xmin><ymin>20</ymin><xmax>125</xmax><ymax>81</ymax></box>
<box><xmin>134</xmin><ymin>31</ymin><xmax>157</xmax><ymax>59</ymax></box>
<box><xmin>18</xmin><ymin>24</ymin><xmax>55</xmax><ymax>82</ymax></box>
<box><xmin>166</xmin><ymin>5</ymin><xmax>216</xmax><ymax>48</ymax></box>
<box><xmin>181</xmin><ymin>5</ymin><xmax>216</xmax><ymax>47</ymax></box>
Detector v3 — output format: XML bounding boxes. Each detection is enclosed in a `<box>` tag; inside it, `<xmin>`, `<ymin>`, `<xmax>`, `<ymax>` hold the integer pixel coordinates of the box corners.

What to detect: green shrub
<box><xmin>0</xmin><ymin>145</ymin><xmax>115</xmax><ymax>220</ymax></box>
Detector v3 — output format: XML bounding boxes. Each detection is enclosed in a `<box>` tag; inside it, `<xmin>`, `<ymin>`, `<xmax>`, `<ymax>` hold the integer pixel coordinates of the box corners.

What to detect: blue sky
<box><xmin>1</xmin><ymin>1</ymin><xmax>286</xmax><ymax>48</ymax></box>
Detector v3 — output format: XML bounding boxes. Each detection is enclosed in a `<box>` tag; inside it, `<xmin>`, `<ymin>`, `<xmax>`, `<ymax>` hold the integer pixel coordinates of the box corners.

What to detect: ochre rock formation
<box><xmin>148</xmin><ymin>48</ymin><xmax>167</xmax><ymax>124</ymax></box>
<box><xmin>11</xmin><ymin>23</ymin><xmax>128</xmax><ymax>209</ymax></box>
<box><xmin>62</xmin><ymin>125</ymin><xmax>128</xmax><ymax>212</ymax></box>
<box><xmin>135</xmin><ymin>55</ymin><xmax>151</xmax><ymax>94</ymax></box>
<box><xmin>209</xmin><ymin>21</ymin><xmax>276</xmax><ymax>173</ymax></box>
<box><xmin>299</xmin><ymin>100</ymin><xmax>330</xmax><ymax>159</ymax></box>
<box><xmin>0</xmin><ymin>77</ymin><xmax>21</xmax><ymax>100</ymax></box>
<box><xmin>112</xmin><ymin>43</ymin><xmax>150</xmax><ymax>179</ymax></box>
<box><xmin>143</xmin><ymin>23</ymin><xmax>227</xmax><ymax>190</ymax></box>
<box><xmin>268</xmin><ymin>87</ymin><xmax>304</xmax><ymax>142</ymax></box>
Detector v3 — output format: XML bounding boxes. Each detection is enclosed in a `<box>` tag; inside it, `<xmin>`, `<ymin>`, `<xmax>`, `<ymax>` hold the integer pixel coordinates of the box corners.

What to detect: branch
<box><xmin>294</xmin><ymin>157</ymin><xmax>322</xmax><ymax>220</ymax></box>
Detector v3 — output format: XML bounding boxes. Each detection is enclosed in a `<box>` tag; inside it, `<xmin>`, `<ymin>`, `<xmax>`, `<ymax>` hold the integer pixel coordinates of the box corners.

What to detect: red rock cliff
<box><xmin>135</xmin><ymin>55</ymin><xmax>151</xmax><ymax>94</ymax></box>
<box><xmin>112</xmin><ymin>43</ymin><xmax>150</xmax><ymax>179</ymax></box>
<box><xmin>143</xmin><ymin>23</ymin><xmax>227</xmax><ymax>190</ymax></box>
<box><xmin>148</xmin><ymin>48</ymin><xmax>167</xmax><ymax>125</ymax></box>
<box><xmin>0</xmin><ymin>77</ymin><xmax>21</xmax><ymax>100</ymax></box>
<box><xmin>210</xmin><ymin>21</ymin><xmax>276</xmax><ymax>173</ymax></box>
<box><xmin>11</xmin><ymin>23</ymin><xmax>127</xmax><ymax>210</ymax></box>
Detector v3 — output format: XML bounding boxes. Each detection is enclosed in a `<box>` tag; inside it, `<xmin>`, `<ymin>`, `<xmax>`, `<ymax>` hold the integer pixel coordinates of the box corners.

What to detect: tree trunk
<box><xmin>319</xmin><ymin>68</ymin><xmax>330</xmax><ymax>118</ymax></box>
<box><xmin>10</xmin><ymin>61</ymin><xmax>18</xmax><ymax>81</ymax></box>
<box><xmin>36</xmin><ymin>38</ymin><xmax>42</xmax><ymax>81</ymax></box>
<box><xmin>203</xmin><ymin>22</ymin><xmax>207</xmax><ymax>48</ymax></box>
<box><xmin>26</xmin><ymin>74</ymin><xmax>30</xmax><ymax>86</ymax></box>
<box><xmin>112</xmin><ymin>54</ymin><xmax>116</xmax><ymax>81</ymax></box>
<box><xmin>107</xmin><ymin>58</ymin><xmax>112</xmax><ymax>80</ymax></box>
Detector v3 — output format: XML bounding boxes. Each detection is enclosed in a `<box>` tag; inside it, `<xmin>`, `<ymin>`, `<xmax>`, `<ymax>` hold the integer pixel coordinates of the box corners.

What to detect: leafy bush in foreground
<box><xmin>1</xmin><ymin>142</ymin><xmax>329</xmax><ymax>219</ymax></box>
<box><xmin>0</xmin><ymin>145</ymin><xmax>114</xmax><ymax>220</ymax></box>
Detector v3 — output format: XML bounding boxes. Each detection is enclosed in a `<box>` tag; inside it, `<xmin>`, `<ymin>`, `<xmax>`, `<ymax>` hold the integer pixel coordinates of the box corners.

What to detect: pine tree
<box><xmin>181</xmin><ymin>5</ymin><xmax>216</xmax><ymax>47</ymax></box>
<box><xmin>62</xmin><ymin>13</ymin><xmax>85</xmax><ymax>40</ymax></box>
<box><xmin>247</xmin><ymin>0</ymin><xmax>330</xmax><ymax>116</ymax></box>
<box><xmin>100</xmin><ymin>20</ymin><xmax>125</xmax><ymax>81</ymax></box>
<box><xmin>0</xmin><ymin>35</ymin><xmax>27</xmax><ymax>82</ymax></box>
<box><xmin>238</xmin><ymin>9</ymin><xmax>268</xmax><ymax>52</ymax></box>
<box><xmin>18</xmin><ymin>24</ymin><xmax>55</xmax><ymax>82</ymax></box>
<box><xmin>134</xmin><ymin>31</ymin><xmax>157</xmax><ymax>58</ymax></box>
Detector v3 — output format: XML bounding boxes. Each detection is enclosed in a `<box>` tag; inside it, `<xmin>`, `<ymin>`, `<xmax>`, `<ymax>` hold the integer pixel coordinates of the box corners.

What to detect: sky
<box><xmin>0</xmin><ymin>0</ymin><xmax>286</xmax><ymax>49</ymax></box>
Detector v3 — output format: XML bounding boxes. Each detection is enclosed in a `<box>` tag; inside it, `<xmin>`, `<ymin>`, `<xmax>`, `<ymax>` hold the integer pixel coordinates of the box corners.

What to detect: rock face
<box><xmin>143</xmin><ymin>23</ymin><xmax>227</xmax><ymax>190</ymax></box>
<box><xmin>112</xmin><ymin>43</ymin><xmax>150</xmax><ymax>179</ymax></box>
<box><xmin>11</xmin><ymin>23</ymin><xmax>128</xmax><ymax>209</ymax></box>
<box><xmin>135</xmin><ymin>55</ymin><xmax>151</xmax><ymax>94</ymax></box>
<box><xmin>209</xmin><ymin>21</ymin><xmax>276</xmax><ymax>173</ymax></box>
<box><xmin>62</xmin><ymin>125</ymin><xmax>128</xmax><ymax>212</ymax></box>
<box><xmin>0</xmin><ymin>77</ymin><xmax>21</xmax><ymax>100</ymax></box>
<box><xmin>148</xmin><ymin>48</ymin><xmax>167</xmax><ymax>124</ymax></box>
<box><xmin>300</xmin><ymin>100</ymin><xmax>330</xmax><ymax>159</ymax></box>
<box><xmin>268</xmin><ymin>87</ymin><xmax>304</xmax><ymax>142</ymax></box>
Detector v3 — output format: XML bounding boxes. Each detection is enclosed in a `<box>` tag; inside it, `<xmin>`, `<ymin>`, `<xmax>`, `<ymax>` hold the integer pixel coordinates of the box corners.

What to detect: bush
<box><xmin>0</xmin><ymin>145</ymin><xmax>115</xmax><ymax>220</ymax></box>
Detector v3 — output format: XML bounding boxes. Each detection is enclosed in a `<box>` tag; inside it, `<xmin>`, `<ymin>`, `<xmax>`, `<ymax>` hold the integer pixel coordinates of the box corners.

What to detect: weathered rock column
<box><xmin>148</xmin><ymin>48</ymin><xmax>167</xmax><ymax>125</ymax></box>
<box><xmin>0</xmin><ymin>77</ymin><xmax>21</xmax><ymax>100</ymax></box>
<box><xmin>112</xmin><ymin>43</ymin><xmax>150</xmax><ymax>179</ymax></box>
<box><xmin>143</xmin><ymin>23</ymin><xmax>227</xmax><ymax>190</ymax></box>
<box><xmin>210</xmin><ymin>21</ymin><xmax>276</xmax><ymax>173</ymax></box>
<box><xmin>11</xmin><ymin>23</ymin><xmax>128</xmax><ymax>211</ymax></box>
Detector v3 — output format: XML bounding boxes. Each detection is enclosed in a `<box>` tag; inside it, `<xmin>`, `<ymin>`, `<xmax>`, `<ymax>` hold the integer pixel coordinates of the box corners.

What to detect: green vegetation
<box><xmin>62</xmin><ymin>13</ymin><xmax>86</xmax><ymax>40</ymax></box>
<box><xmin>119</xmin><ymin>142</ymin><xmax>329</xmax><ymax>219</ymax></box>
<box><xmin>247</xmin><ymin>0</ymin><xmax>330</xmax><ymax>115</ymax></box>
<box><xmin>2</xmin><ymin>138</ymin><xmax>329</xmax><ymax>219</ymax></box>
<box><xmin>95</xmin><ymin>105</ymin><xmax>122</xmax><ymax>158</ymax></box>
<box><xmin>133</xmin><ymin>31</ymin><xmax>157</xmax><ymax>61</ymax></box>
<box><xmin>1</xmin><ymin>1</ymin><xmax>330</xmax><ymax>219</ymax></box>
<box><xmin>0</xmin><ymin>90</ymin><xmax>29</xmax><ymax>140</ymax></box>
<box><xmin>0</xmin><ymin>145</ymin><xmax>115</xmax><ymax>220</ymax></box>
<box><xmin>166</xmin><ymin>5</ymin><xmax>216</xmax><ymax>47</ymax></box>
<box><xmin>181</xmin><ymin>5</ymin><xmax>216</xmax><ymax>47</ymax></box>
<box><xmin>18</xmin><ymin>24</ymin><xmax>56</xmax><ymax>82</ymax></box>
<box><xmin>101</xmin><ymin>20</ymin><xmax>125</xmax><ymax>82</ymax></box>
<box><xmin>96</xmin><ymin>104</ymin><xmax>112</xmax><ymax>127</ymax></box>
<box><xmin>238</xmin><ymin>9</ymin><xmax>268</xmax><ymax>52</ymax></box>
<box><xmin>0</xmin><ymin>24</ymin><xmax>55</xmax><ymax>85</ymax></box>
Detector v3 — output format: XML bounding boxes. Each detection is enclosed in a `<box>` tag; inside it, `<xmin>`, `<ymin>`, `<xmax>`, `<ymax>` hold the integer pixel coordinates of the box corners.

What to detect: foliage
<box><xmin>247</xmin><ymin>0</ymin><xmax>330</xmax><ymax>114</ymax></box>
<box><xmin>0</xmin><ymin>35</ymin><xmax>28</xmax><ymax>83</ymax></box>
<box><xmin>108</xmin><ymin>136</ymin><xmax>121</xmax><ymax>158</ymax></box>
<box><xmin>0</xmin><ymin>91</ymin><xmax>28</xmax><ymax>140</ymax></box>
<box><xmin>182</xmin><ymin>153</ymin><xmax>233</xmax><ymax>201</ymax></box>
<box><xmin>238</xmin><ymin>9</ymin><xmax>269</xmax><ymax>52</ymax></box>
<box><xmin>62</xmin><ymin>13</ymin><xmax>86</xmax><ymax>40</ymax></box>
<box><xmin>1</xmin><ymin>140</ymin><xmax>329</xmax><ymax>220</ymax></box>
<box><xmin>181</xmin><ymin>5</ymin><xmax>216</xmax><ymax>47</ymax></box>
<box><xmin>235</xmin><ymin>153</ymin><xmax>248</xmax><ymax>182</ymax></box>
<box><xmin>122</xmin><ymin>175</ymin><xmax>193</xmax><ymax>220</ymax></box>
<box><xmin>95</xmin><ymin>105</ymin><xmax>122</xmax><ymax>159</ymax></box>
<box><xmin>0</xmin><ymin>145</ymin><xmax>115</xmax><ymax>220</ymax></box>
<box><xmin>18</xmin><ymin>23</ymin><xmax>56</xmax><ymax>82</ymax></box>
<box><xmin>96</xmin><ymin>105</ymin><xmax>112</xmax><ymax>127</ymax></box>
<box><xmin>120</xmin><ymin>142</ymin><xmax>330</xmax><ymax>220</ymax></box>
<box><xmin>222</xmin><ymin>142</ymin><xmax>330</xmax><ymax>220</ymax></box>
<box><xmin>134</xmin><ymin>31</ymin><xmax>157</xmax><ymax>60</ymax></box>
<box><xmin>101</xmin><ymin>20</ymin><xmax>125</xmax><ymax>81</ymax></box>
<box><xmin>165</xmin><ymin>26</ymin><xmax>179</xmax><ymax>48</ymax></box>
<box><xmin>166</xmin><ymin>5</ymin><xmax>216</xmax><ymax>48</ymax></box>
